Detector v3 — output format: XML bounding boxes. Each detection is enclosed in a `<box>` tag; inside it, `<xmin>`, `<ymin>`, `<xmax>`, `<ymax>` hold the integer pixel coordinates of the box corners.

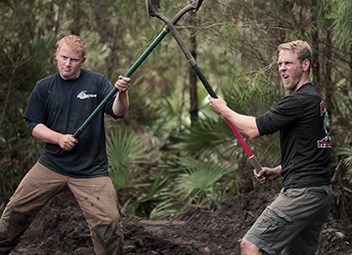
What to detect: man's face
<box><xmin>277</xmin><ymin>49</ymin><xmax>305</xmax><ymax>91</ymax></box>
<box><xmin>55</xmin><ymin>43</ymin><xmax>85</xmax><ymax>80</ymax></box>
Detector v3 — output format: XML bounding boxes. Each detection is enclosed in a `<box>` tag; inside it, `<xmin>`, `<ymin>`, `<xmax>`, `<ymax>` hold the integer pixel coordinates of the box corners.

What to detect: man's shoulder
<box><xmin>34</xmin><ymin>73</ymin><xmax>59</xmax><ymax>93</ymax></box>
<box><xmin>80</xmin><ymin>69</ymin><xmax>111</xmax><ymax>87</ymax></box>
<box><xmin>294</xmin><ymin>83</ymin><xmax>322</xmax><ymax>103</ymax></box>
<box><xmin>81</xmin><ymin>69</ymin><xmax>106</xmax><ymax>79</ymax></box>
<box><xmin>37</xmin><ymin>73</ymin><xmax>58</xmax><ymax>84</ymax></box>
<box><xmin>296</xmin><ymin>83</ymin><xmax>319</xmax><ymax>95</ymax></box>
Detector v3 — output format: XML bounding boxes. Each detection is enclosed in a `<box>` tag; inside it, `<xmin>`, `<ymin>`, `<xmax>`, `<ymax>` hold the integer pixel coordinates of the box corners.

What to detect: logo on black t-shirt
<box><xmin>77</xmin><ymin>90</ymin><xmax>97</xmax><ymax>100</ymax></box>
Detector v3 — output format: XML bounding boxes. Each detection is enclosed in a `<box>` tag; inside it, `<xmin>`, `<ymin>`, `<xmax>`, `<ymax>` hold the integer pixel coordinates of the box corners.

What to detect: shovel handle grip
<box><xmin>192</xmin><ymin>64</ymin><xmax>217</xmax><ymax>98</ymax></box>
<box><xmin>73</xmin><ymin>129</ymin><xmax>82</xmax><ymax>139</ymax></box>
<box><xmin>248</xmin><ymin>155</ymin><xmax>262</xmax><ymax>174</ymax></box>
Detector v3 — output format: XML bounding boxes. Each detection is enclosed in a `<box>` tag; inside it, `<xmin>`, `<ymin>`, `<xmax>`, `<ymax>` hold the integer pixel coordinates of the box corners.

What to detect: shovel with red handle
<box><xmin>146</xmin><ymin>0</ymin><xmax>262</xmax><ymax>173</ymax></box>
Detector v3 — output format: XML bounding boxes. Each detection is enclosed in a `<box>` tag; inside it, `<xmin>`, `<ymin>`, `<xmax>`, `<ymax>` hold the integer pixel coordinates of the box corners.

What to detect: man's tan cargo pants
<box><xmin>0</xmin><ymin>162</ymin><xmax>124</xmax><ymax>255</ymax></box>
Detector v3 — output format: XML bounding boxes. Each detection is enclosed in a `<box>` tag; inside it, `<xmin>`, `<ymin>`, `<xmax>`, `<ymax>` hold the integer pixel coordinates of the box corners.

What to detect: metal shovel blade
<box><xmin>146</xmin><ymin>0</ymin><xmax>160</xmax><ymax>17</ymax></box>
<box><xmin>194</xmin><ymin>0</ymin><xmax>203</xmax><ymax>12</ymax></box>
<box><xmin>146</xmin><ymin>0</ymin><xmax>203</xmax><ymax>17</ymax></box>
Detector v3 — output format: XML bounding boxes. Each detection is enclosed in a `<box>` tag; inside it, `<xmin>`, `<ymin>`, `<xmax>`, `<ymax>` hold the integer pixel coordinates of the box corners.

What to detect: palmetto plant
<box><xmin>173</xmin><ymin>160</ymin><xmax>231</xmax><ymax>204</ymax></box>
<box><xmin>142</xmin><ymin>157</ymin><xmax>231</xmax><ymax>219</ymax></box>
<box><xmin>338</xmin><ymin>147</ymin><xmax>352</xmax><ymax>172</ymax></box>
<box><xmin>171</xmin><ymin>115</ymin><xmax>236</xmax><ymax>157</ymax></box>
<box><xmin>106</xmin><ymin>127</ymin><xmax>152</xmax><ymax>189</ymax></box>
<box><xmin>334</xmin><ymin>81</ymin><xmax>352</xmax><ymax>175</ymax></box>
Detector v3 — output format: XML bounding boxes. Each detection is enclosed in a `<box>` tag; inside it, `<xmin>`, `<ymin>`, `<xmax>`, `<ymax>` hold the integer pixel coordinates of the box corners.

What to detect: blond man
<box><xmin>209</xmin><ymin>40</ymin><xmax>332</xmax><ymax>255</ymax></box>
<box><xmin>0</xmin><ymin>35</ymin><xmax>131</xmax><ymax>255</ymax></box>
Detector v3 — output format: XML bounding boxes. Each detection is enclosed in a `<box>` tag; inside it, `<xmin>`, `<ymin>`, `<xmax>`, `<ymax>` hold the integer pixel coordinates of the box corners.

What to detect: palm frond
<box><xmin>143</xmin><ymin>157</ymin><xmax>231</xmax><ymax>218</ymax></box>
<box><xmin>171</xmin><ymin>115</ymin><xmax>236</xmax><ymax>157</ymax></box>
<box><xmin>174</xmin><ymin>160</ymin><xmax>231</xmax><ymax>205</ymax></box>
<box><xmin>337</xmin><ymin>147</ymin><xmax>352</xmax><ymax>173</ymax></box>
<box><xmin>106</xmin><ymin>127</ymin><xmax>152</xmax><ymax>189</ymax></box>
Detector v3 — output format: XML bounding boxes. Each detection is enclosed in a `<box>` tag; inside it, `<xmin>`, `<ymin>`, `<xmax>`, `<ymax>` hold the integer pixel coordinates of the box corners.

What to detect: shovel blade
<box><xmin>146</xmin><ymin>0</ymin><xmax>203</xmax><ymax>17</ymax></box>
<box><xmin>146</xmin><ymin>0</ymin><xmax>160</xmax><ymax>17</ymax></box>
<box><xmin>194</xmin><ymin>0</ymin><xmax>203</xmax><ymax>12</ymax></box>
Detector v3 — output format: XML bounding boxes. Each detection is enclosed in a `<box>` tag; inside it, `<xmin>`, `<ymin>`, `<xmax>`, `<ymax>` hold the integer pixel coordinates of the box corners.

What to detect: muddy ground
<box><xmin>9</xmin><ymin>190</ymin><xmax>352</xmax><ymax>255</ymax></box>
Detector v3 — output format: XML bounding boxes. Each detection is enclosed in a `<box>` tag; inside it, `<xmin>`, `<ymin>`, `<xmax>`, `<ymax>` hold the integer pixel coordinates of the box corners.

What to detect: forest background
<box><xmin>0</xmin><ymin>0</ymin><xmax>351</xmax><ymax>226</ymax></box>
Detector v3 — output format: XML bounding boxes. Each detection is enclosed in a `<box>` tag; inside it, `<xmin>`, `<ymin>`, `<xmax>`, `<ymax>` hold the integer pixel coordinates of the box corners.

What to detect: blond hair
<box><xmin>278</xmin><ymin>40</ymin><xmax>312</xmax><ymax>64</ymax></box>
<box><xmin>56</xmin><ymin>35</ymin><xmax>86</xmax><ymax>58</ymax></box>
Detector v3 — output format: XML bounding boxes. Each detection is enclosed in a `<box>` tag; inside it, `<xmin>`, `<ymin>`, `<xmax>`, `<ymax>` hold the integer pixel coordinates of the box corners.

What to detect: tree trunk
<box><xmin>188</xmin><ymin>14</ymin><xmax>199</xmax><ymax>125</ymax></box>
<box><xmin>323</xmin><ymin>23</ymin><xmax>334</xmax><ymax>118</ymax></box>
<box><xmin>311</xmin><ymin>28</ymin><xmax>321</xmax><ymax>89</ymax></box>
<box><xmin>70</xmin><ymin>0</ymin><xmax>82</xmax><ymax>35</ymax></box>
<box><xmin>349</xmin><ymin>47</ymin><xmax>352</xmax><ymax>94</ymax></box>
<box><xmin>310</xmin><ymin>0</ymin><xmax>321</xmax><ymax>89</ymax></box>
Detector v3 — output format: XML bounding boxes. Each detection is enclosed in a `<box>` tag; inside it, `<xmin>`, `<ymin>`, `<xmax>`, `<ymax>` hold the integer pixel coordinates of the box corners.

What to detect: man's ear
<box><xmin>82</xmin><ymin>56</ymin><xmax>86</xmax><ymax>64</ymax></box>
<box><xmin>302</xmin><ymin>59</ymin><xmax>310</xmax><ymax>72</ymax></box>
<box><xmin>54</xmin><ymin>49</ymin><xmax>59</xmax><ymax>61</ymax></box>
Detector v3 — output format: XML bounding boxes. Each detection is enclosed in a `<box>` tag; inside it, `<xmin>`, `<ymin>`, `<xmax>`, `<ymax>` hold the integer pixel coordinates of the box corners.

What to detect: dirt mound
<box><xmin>9</xmin><ymin>191</ymin><xmax>351</xmax><ymax>255</ymax></box>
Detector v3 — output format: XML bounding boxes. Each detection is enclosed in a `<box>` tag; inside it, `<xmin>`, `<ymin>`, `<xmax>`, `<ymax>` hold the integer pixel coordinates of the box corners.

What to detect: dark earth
<box><xmin>9</xmin><ymin>189</ymin><xmax>352</xmax><ymax>255</ymax></box>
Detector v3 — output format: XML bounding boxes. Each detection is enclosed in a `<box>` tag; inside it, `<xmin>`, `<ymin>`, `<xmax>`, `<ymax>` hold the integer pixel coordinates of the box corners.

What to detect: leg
<box><xmin>241</xmin><ymin>238</ymin><xmax>264</xmax><ymax>255</ymax></box>
<box><xmin>244</xmin><ymin>186</ymin><xmax>331</xmax><ymax>255</ymax></box>
<box><xmin>281</xmin><ymin>218</ymin><xmax>327</xmax><ymax>255</ymax></box>
<box><xmin>283</xmin><ymin>186</ymin><xmax>332</xmax><ymax>255</ymax></box>
<box><xmin>0</xmin><ymin>163</ymin><xmax>66</xmax><ymax>254</ymax></box>
<box><xmin>69</xmin><ymin>177</ymin><xmax>123</xmax><ymax>255</ymax></box>
<box><xmin>242</xmin><ymin>204</ymin><xmax>288</xmax><ymax>255</ymax></box>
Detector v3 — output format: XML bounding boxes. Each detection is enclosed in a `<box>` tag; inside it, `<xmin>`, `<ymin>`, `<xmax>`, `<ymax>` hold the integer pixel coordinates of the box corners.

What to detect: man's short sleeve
<box><xmin>23</xmin><ymin>82</ymin><xmax>47</xmax><ymax>134</ymax></box>
<box><xmin>256</xmin><ymin>95</ymin><xmax>303</xmax><ymax>136</ymax></box>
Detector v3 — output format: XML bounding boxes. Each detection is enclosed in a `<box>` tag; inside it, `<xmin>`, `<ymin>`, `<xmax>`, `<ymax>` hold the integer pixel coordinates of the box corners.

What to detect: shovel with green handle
<box><xmin>73</xmin><ymin>0</ymin><xmax>204</xmax><ymax>139</ymax></box>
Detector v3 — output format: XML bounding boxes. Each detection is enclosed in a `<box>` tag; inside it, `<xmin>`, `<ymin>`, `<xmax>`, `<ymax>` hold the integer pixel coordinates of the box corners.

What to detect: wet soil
<box><xmin>9</xmin><ymin>191</ymin><xmax>352</xmax><ymax>255</ymax></box>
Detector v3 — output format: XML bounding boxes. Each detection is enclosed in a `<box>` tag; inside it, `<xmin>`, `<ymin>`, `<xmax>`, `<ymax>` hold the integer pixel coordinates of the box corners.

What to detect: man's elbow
<box><xmin>247</xmin><ymin>129</ymin><xmax>260</xmax><ymax>140</ymax></box>
<box><xmin>31</xmin><ymin>124</ymin><xmax>42</xmax><ymax>139</ymax></box>
<box><xmin>113</xmin><ymin>109</ymin><xmax>127</xmax><ymax>118</ymax></box>
<box><xmin>113</xmin><ymin>104</ymin><xmax>128</xmax><ymax>117</ymax></box>
<box><xmin>27</xmin><ymin>122</ymin><xmax>40</xmax><ymax>137</ymax></box>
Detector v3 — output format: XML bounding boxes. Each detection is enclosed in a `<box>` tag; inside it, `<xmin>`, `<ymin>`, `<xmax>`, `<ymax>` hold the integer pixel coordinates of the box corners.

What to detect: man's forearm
<box><xmin>221</xmin><ymin>108</ymin><xmax>260</xmax><ymax>139</ymax></box>
<box><xmin>274</xmin><ymin>165</ymin><xmax>282</xmax><ymax>173</ymax></box>
<box><xmin>113</xmin><ymin>91</ymin><xmax>129</xmax><ymax>117</ymax></box>
<box><xmin>32</xmin><ymin>123</ymin><xmax>61</xmax><ymax>144</ymax></box>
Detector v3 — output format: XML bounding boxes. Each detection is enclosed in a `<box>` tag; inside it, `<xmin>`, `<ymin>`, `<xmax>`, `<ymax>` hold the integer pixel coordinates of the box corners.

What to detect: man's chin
<box><xmin>282</xmin><ymin>85</ymin><xmax>293</xmax><ymax>92</ymax></box>
<box><xmin>60</xmin><ymin>72</ymin><xmax>78</xmax><ymax>80</ymax></box>
<box><xmin>282</xmin><ymin>82</ymin><xmax>288</xmax><ymax>88</ymax></box>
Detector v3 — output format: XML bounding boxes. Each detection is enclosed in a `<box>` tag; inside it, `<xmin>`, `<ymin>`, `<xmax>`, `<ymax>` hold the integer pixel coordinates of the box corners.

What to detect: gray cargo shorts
<box><xmin>243</xmin><ymin>186</ymin><xmax>332</xmax><ymax>255</ymax></box>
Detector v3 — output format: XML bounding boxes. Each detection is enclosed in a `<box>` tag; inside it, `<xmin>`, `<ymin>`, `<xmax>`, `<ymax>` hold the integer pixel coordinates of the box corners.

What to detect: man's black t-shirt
<box><xmin>24</xmin><ymin>69</ymin><xmax>120</xmax><ymax>178</ymax></box>
<box><xmin>256</xmin><ymin>83</ymin><xmax>331</xmax><ymax>188</ymax></box>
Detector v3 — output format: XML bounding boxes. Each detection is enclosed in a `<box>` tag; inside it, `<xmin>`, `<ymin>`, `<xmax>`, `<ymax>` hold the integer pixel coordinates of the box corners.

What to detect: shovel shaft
<box><xmin>73</xmin><ymin>30</ymin><xmax>168</xmax><ymax>139</ymax></box>
<box><xmin>248</xmin><ymin>155</ymin><xmax>262</xmax><ymax>174</ymax></box>
<box><xmin>192</xmin><ymin>64</ymin><xmax>217</xmax><ymax>98</ymax></box>
<box><xmin>161</xmin><ymin>15</ymin><xmax>262</xmax><ymax>173</ymax></box>
<box><xmin>73</xmin><ymin>2</ymin><xmax>199</xmax><ymax>139</ymax></box>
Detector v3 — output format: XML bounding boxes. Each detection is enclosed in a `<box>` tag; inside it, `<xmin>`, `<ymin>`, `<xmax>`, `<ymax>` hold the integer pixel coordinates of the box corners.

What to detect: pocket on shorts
<box><xmin>256</xmin><ymin>208</ymin><xmax>288</xmax><ymax>239</ymax></box>
<box><xmin>283</xmin><ymin>188</ymin><xmax>305</xmax><ymax>199</ymax></box>
<box><xmin>244</xmin><ymin>207</ymin><xmax>292</xmax><ymax>253</ymax></box>
<box><xmin>306</xmin><ymin>186</ymin><xmax>331</xmax><ymax>200</ymax></box>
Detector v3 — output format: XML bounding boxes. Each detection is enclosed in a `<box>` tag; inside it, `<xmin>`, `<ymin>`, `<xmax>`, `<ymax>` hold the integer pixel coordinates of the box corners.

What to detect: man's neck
<box><xmin>294</xmin><ymin>78</ymin><xmax>311</xmax><ymax>91</ymax></box>
<box><xmin>59</xmin><ymin>70</ymin><xmax>81</xmax><ymax>80</ymax></box>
